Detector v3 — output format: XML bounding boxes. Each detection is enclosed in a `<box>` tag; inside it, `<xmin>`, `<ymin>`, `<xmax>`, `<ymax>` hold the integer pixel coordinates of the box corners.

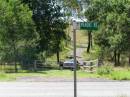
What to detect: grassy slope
<box><xmin>0</xmin><ymin>70</ymin><xmax>98</xmax><ymax>81</ymax></box>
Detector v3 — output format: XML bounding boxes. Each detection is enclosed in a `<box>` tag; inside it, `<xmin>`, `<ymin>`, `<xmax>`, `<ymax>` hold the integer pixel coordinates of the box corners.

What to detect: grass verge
<box><xmin>0</xmin><ymin>67</ymin><xmax>130</xmax><ymax>81</ymax></box>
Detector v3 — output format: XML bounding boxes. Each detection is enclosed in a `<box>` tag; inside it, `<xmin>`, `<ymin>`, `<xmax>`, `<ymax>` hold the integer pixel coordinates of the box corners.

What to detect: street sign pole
<box><xmin>73</xmin><ymin>21</ymin><xmax>77</xmax><ymax>97</ymax></box>
<box><xmin>72</xmin><ymin>21</ymin><xmax>98</xmax><ymax>97</ymax></box>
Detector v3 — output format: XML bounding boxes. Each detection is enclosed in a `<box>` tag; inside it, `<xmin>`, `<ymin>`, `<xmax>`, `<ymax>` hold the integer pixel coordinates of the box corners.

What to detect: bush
<box><xmin>97</xmin><ymin>65</ymin><xmax>113</xmax><ymax>75</ymax></box>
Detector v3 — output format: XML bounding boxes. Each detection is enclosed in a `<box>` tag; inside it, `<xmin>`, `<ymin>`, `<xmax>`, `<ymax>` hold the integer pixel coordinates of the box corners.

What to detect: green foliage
<box><xmin>0</xmin><ymin>0</ymin><xmax>69</xmax><ymax>69</ymax></box>
<box><xmin>85</xmin><ymin>0</ymin><xmax>130</xmax><ymax>65</ymax></box>
<box><xmin>63</xmin><ymin>0</ymin><xmax>79</xmax><ymax>9</ymax></box>
<box><xmin>83</xmin><ymin>46</ymin><xmax>100</xmax><ymax>60</ymax></box>
<box><xmin>0</xmin><ymin>0</ymin><xmax>38</xmax><ymax>71</ymax></box>
<box><xmin>22</xmin><ymin>0</ymin><xmax>68</xmax><ymax>62</ymax></box>
<box><xmin>97</xmin><ymin>65</ymin><xmax>113</xmax><ymax>75</ymax></box>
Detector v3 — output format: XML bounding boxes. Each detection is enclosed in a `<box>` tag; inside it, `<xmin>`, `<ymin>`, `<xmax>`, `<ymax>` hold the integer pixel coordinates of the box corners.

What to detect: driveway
<box><xmin>69</xmin><ymin>46</ymin><xmax>86</xmax><ymax>57</ymax></box>
<box><xmin>69</xmin><ymin>46</ymin><xmax>86</xmax><ymax>64</ymax></box>
<box><xmin>0</xmin><ymin>82</ymin><xmax>130</xmax><ymax>97</ymax></box>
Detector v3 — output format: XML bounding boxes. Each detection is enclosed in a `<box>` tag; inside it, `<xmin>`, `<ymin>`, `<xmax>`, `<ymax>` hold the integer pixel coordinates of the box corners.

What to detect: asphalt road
<box><xmin>0</xmin><ymin>82</ymin><xmax>130</xmax><ymax>97</ymax></box>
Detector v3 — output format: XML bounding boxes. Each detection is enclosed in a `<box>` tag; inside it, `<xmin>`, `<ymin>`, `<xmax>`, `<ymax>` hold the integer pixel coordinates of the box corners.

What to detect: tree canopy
<box><xmin>85</xmin><ymin>0</ymin><xmax>130</xmax><ymax>65</ymax></box>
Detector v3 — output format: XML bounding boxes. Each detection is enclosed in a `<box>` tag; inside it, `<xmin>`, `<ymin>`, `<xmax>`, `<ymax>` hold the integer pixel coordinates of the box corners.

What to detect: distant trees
<box><xmin>22</xmin><ymin>0</ymin><xmax>68</xmax><ymax>63</ymax></box>
<box><xmin>85</xmin><ymin>0</ymin><xmax>130</xmax><ymax>66</ymax></box>
<box><xmin>0</xmin><ymin>0</ymin><xmax>68</xmax><ymax>72</ymax></box>
<box><xmin>85</xmin><ymin>2</ymin><xmax>97</xmax><ymax>53</ymax></box>
<box><xmin>0</xmin><ymin>0</ymin><xmax>130</xmax><ymax>71</ymax></box>
<box><xmin>0</xmin><ymin>0</ymin><xmax>36</xmax><ymax>72</ymax></box>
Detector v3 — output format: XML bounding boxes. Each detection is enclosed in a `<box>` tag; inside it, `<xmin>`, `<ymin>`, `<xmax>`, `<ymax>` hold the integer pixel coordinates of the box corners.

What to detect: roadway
<box><xmin>0</xmin><ymin>82</ymin><xmax>130</xmax><ymax>97</ymax></box>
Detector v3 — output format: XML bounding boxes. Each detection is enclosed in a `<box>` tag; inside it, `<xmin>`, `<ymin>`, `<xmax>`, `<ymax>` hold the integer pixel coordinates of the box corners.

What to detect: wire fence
<box><xmin>0</xmin><ymin>60</ymin><xmax>60</xmax><ymax>73</ymax></box>
<box><xmin>0</xmin><ymin>59</ymin><xmax>99</xmax><ymax>73</ymax></box>
<box><xmin>0</xmin><ymin>62</ymin><xmax>19</xmax><ymax>73</ymax></box>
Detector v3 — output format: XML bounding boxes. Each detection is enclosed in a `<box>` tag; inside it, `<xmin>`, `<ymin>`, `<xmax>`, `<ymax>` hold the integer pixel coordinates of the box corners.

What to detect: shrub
<box><xmin>97</xmin><ymin>65</ymin><xmax>113</xmax><ymax>75</ymax></box>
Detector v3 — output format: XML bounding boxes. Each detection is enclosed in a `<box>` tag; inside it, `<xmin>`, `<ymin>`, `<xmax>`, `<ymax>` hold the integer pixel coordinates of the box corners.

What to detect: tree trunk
<box><xmin>129</xmin><ymin>54</ymin><xmax>130</xmax><ymax>65</ymax></box>
<box><xmin>111</xmin><ymin>54</ymin><xmax>114</xmax><ymax>61</ymax></box>
<box><xmin>13</xmin><ymin>43</ymin><xmax>17</xmax><ymax>73</ymax></box>
<box><xmin>87</xmin><ymin>31</ymin><xmax>92</xmax><ymax>53</ymax></box>
<box><xmin>56</xmin><ymin>51</ymin><xmax>60</xmax><ymax>63</ymax></box>
<box><xmin>90</xmin><ymin>32</ymin><xmax>93</xmax><ymax>48</ymax></box>
<box><xmin>114</xmin><ymin>50</ymin><xmax>117</xmax><ymax>66</ymax></box>
<box><xmin>117</xmin><ymin>51</ymin><xmax>120</xmax><ymax>65</ymax></box>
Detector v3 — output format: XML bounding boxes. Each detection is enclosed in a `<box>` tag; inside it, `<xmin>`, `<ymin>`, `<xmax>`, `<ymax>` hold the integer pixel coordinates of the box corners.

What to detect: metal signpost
<box><xmin>73</xmin><ymin>21</ymin><xmax>98</xmax><ymax>97</ymax></box>
<box><xmin>72</xmin><ymin>1</ymin><xmax>98</xmax><ymax>97</ymax></box>
<box><xmin>73</xmin><ymin>21</ymin><xmax>77</xmax><ymax>97</ymax></box>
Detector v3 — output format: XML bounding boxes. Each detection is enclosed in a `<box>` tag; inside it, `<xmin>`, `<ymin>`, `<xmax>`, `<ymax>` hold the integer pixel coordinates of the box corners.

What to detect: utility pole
<box><xmin>73</xmin><ymin>21</ymin><xmax>77</xmax><ymax>97</ymax></box>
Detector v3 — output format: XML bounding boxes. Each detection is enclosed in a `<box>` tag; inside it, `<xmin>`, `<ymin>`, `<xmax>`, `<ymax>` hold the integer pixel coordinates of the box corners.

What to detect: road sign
<box><xmin>80</xmin><ymin>22</ymin><xmax>98</xmax><ymax>30</ymax></box>
<box><xmin>72</xmin><ymin>21</ymin><xmax>98</xmax><ymax>97</ymax></box>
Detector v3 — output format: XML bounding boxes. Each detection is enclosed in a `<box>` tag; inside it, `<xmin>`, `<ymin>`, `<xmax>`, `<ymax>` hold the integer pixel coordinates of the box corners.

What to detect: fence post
<box><xmin>34</xmin><ymin>60</ymin><xmax>37</xmax><ymax>72</ymax></box>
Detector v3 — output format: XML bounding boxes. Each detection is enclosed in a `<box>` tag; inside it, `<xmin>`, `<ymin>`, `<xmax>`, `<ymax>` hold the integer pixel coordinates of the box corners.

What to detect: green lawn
<box><xmin>0</xmin><ymin>70</ymin><xmax>98</xmax><ymax>81</ymax></box>
<box><xmin>109</xmin><ymin>68</ymin><xmax>130</xmax><ymax>80</ymax></box>
<box><xmin>0</xmin><ymin>67</ymin><xmax>130</xmax><ymax>81</ymax></box>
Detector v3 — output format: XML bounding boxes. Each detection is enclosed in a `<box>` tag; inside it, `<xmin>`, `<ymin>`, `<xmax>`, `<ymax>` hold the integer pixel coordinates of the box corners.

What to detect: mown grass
<box><xmin>96</xmin><ymin>66</ymin><xmax>130</xmax><ymax>80</ymax></box>
<box><xmin>110</xmin><ymin>68</ymin><xmax>130</xmax><ymax>80</ymax></box>
<box><xmin>0</xmin><ymin>67</ymin><xmax>130</xmax><ymax>81</ymax></box>
<box><xmin>0</xmin><ymin>70</ymin><xmax>98</xmax><ymax>81</ymax></box>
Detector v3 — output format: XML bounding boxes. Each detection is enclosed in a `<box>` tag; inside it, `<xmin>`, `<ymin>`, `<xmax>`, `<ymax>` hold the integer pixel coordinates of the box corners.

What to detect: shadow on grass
<box><xmin>5</xmin><ymin>68</ymin><xmax>61</xmax><ymax>75</ymax></box>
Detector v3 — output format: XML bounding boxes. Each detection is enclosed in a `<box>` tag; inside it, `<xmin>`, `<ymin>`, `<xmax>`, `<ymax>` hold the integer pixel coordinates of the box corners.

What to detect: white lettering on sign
<box><xmin>80</xmin><ymin>22</ymin><xmax>98</xmax><ymax>30</ymax></box>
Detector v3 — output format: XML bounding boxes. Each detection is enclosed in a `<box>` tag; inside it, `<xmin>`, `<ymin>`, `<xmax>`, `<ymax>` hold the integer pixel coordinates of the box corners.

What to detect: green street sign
<box><xmin>80</xmin><ymin>22</ymin><xmax>98</xmax><ymax>30</ymax></box>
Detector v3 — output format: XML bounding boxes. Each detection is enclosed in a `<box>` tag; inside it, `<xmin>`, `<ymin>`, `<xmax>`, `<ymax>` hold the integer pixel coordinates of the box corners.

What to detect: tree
<box><xmin>85</xmin><ymin>0</ymin><xmax>130</xmax><ymax>66</ymax></box>
<box><xmin>0</xmin><ymin>0</ymin><xmax>36</xmax><ymax>72</ymax></box>
<box><xmin>51</xmin><ymin>20</ymin><xmax>67</xmax><ymax>63</ymax></box>
<box><xmin>85</xmin><ymin>3</ymin><xmax>98</xmax><ymax>53</ymax></box>
<box><xmin>22</xmin><ymin>0</ymin><xmax>67</xmax><ymax>62</ymax></box>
